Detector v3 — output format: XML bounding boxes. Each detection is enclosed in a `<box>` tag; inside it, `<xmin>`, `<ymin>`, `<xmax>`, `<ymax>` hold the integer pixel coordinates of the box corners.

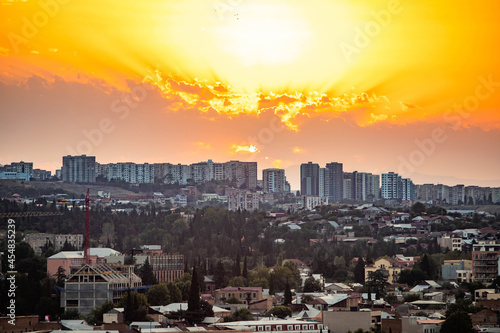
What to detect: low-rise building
<box><xmin>47</xmin><ymin>248</ymin><xmax>124</xmax><ymax>277</ymax></box>
<box><xmin>25</xmin><ymin>233</ymin><xmax>83</xmax><ymax>254</ymax></box>
<box><xmin>60</xmin><ymin>263</ymin><xmax>141</xmax><ymax>315</ymax></box>
<box><xmin>214</xmin><ymin>286</ymin><xmax>262</xmax><ymax>305</ymax></box>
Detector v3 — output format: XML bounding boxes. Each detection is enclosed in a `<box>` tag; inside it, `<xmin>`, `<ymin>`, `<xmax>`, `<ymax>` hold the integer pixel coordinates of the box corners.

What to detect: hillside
<box><xmin>0</xmin><ymin>180</ymin><xmax>151</xmax><ymax>198</ymax></box>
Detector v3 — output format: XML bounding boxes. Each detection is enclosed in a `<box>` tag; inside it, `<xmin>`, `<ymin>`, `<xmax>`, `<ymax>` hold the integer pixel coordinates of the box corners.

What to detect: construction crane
<box><xmin>61</xmin><ymin>189</ymin><xmax>166</xmax><ymax>264</ymax></box>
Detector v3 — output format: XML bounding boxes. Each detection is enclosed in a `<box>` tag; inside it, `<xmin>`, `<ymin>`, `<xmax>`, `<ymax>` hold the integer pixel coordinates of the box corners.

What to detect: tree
<box><xmin>354</xmin><ymin>258</ymin><xmax>365</xmax><ymax>284</ymax></box>
<box><xmin>214</xmin><ymin>261</ymin><xmax>226</xmax><ymax>289</ymax></box>
<box><xmin>188</xmin><ymin>267</ymin><xmax>201</xmax><ymax>313</ymax></box>
<box><xmin>234</xmin><ymin>252</ymin><xmax>241</xmax><ymax>277</ymax></box>
<box><xmin>167</xmin><ymin>282</ymin><xmax>182</xmax><ymax>303</ymax></box>
<box><xmin>242</xmin><ymin>256</ymin><xmax>248</xmax><ymax>280</ymax></box>
<box><xmin>228</xmin><ymin>276</ymin><xmax>245</xmax><ymax>287</ymax></box>
<box><xmin>440</xmin><ymin>311</ymin><xmax>474</xmax><ymax>333</ymax></box>
<box><xmin>140</xmin><ymin>257</ymin><xmax>158</xmax><ymax>285</ymax></box>
<box><xmin>283</xmin><ymin>280</ymin><xmax>292</xmax><ymax>305</ymax></box>
<box><xmin>265</xmin><ymin>306</ymin><xmax>292</xmax><ymax>319</ymax></box>
<box><xmin>225</xmin><ymin>308</ymin><xmax>254</xmax><ymax>322</ymax></box>
<box><xmin>87</xmin><ymin>300</ymin><xmax>115</xmax><ymax>325</ymax></box>
<box><xmin>54</xmin><ymin>266</ymin><xmax>67</xmax><ymax>287</ymax></box>
<box><xmin>411</xmin><ymin>202</ymin><xmax>426</xmax><ymax>215</ymax></box>
<box><xmin>147</xmin><ymin>283</ymin><xmax>171</xmax><ymax>306</ymax></box>
<box><xmin>225</xmin><ymin>297</ymin><xmax>243</xmax><ymax>304</ymax></box>
<box><xmin>119</xmin><ymin>291</ymin><xmax>149</xmax><ymax>324</ymax></box>
<box><xmin>367</xmin><ymin>270</ymin><xmax>389</xmax><ymax>299</ymax></box>
<box><xmin>303</xmin><ymin>277</ymin><xmax>322</xmax><ymax>292</ymax></box>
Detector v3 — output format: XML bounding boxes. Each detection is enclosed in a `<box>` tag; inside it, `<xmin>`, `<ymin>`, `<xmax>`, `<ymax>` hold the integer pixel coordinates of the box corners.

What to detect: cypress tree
<box><xmin>242</xmin><ymin>256</ymin><xmax>248</xmax><ymax>280</ymax></box>
<box><xmin>188</xmin><ymin>267</ymin><xmax>201</xmax><ymax>312</ymax></box>
<box><xmin>284</xmin><ymin>280</ymin><xmax>292</xmax><ymax>305</ymax></box>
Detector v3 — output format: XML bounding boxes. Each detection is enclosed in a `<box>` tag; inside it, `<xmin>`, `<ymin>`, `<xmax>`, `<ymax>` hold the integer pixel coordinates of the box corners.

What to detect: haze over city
<box><xmin>1</xmin><ymin>0</ymin><xmax>500</xmax><ymax>189</ymax></box>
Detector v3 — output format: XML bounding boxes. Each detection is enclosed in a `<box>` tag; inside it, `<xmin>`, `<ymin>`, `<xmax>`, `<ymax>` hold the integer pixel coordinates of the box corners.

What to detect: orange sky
<box><xmin>1</xmin><ymin>0</ymin><xmax>500</xmax><ymax>189</ymax></box>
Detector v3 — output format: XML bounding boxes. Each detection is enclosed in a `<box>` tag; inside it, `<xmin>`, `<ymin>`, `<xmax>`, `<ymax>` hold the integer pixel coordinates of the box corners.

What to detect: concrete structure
<box><xmin>441</xmin><ymin>259</ymin><xmax>472</xmax><ymax>281</ymax></box>
<box><xmin>134</xmin><ymin>253</ymin><xmax>184</xmax><ymax>284</ymax></box>
<box><xmin>47</xmin><ymin>248</ymin><xmax>124</xmax><ymax>277</ymax></box>
<box><xmin>25</xmin><ymin>233</ymin><xmax>83</xmax><ymax>254</ymax></box>
<box><xmin>382</xmin><ymin>172</ymin><xmax>402</xmax><ymax>200</ymax></box>
<box><xmin>32</xmin><ymin>168</ymin><xmax>51</xmax><ymax>180</ymax></box>
<box><xmin>62</xmin><ymin>155</ymin><xmax>96</xmax><ymax>183</ymax></box>
<box><xmin>473</xmin><ymin>241</ymin><xmax>500</xmax><ymax>282</ymax></box>
<box><xmin>214</xmin><ymin>286</ymin><xmax>262</xmax><ymax>304</ymax></box>
<box><xmin>0</xmin><ymin>161</ymin><xmax>33</xmax><ymax>177</ymax></box>
<box><xmin>437</xmin><ymin>235</ymin><xmax>462</xmax><ymax>252</ymax></box>
<box><xmin>402</xmin><ymin>178</ymin><xmax>416</xmax><ymax>201</ymax></box>
<box><xmin>223</xmin><ymin>161</ymin><xmax>258</xmax><ymax>190</ymax></box>
<box><xmin>297</xmin><ymin>195</ymin><xmax>329</xmax><ymax>210</ymax></box>
<box><xmin>61</xmin><ymin>263</ymin><xmax>141</xmax><ymax>315</ymax></box>
<box><xmin>262</xmin><ymin>168</ymin><xmax>286</xmax><ymax>193</ymax></box>
<box><xmin>365</xmin><ymin>258</ymin><xmax>404</xmax><ymax>283</ymax></box>
<box><xmin>322</xmin><ymin>311</ymin><xmax>371</xmax><ymax>333</ymax></box>
<box><xmin>401</xmin><ymin>317</ymin><xmax>443</xmax><ymax>333</ymax></box>
<box><xmin>325</xmin><ymin>162</ymin><xmax>343</xmax><ymax>203</ymax></box>
<box><xmin>214</xmin><ymin>319</ymin><xmax>324</xmax><ymax>333</ymax></box>
<box><xmin>0</xmin><ymin>172</ymin><xmax>30</xmax><ymax>181</ymax></box>
<box><xmin>301</xmin><ymin>162</ymin><xmax>320</xmax><ymax>196</ymax></box>
<box><xmin>226</xmin><ymin>188</ymin><xmax>259</xmax><ymax>211</ymax></box>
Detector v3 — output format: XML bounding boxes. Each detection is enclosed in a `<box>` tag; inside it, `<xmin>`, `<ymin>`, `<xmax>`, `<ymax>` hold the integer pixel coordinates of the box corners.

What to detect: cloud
<box><xmin>144</xmin><ymin>70</ymin><xmax>422</xmax><ymax>131</ymax></box>
<box><xmin>232</xmin><ymin>144</ymin><xmax>259</xmax><ymax>154</ymax></box>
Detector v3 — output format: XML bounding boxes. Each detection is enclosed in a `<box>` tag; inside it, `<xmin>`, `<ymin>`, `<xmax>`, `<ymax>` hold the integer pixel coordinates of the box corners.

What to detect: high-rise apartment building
<box><xmin>381</xmin><ymin>172</ymin><xmax>402</xmax><ymax>200</ymax></box>
<box><xmin>300</xmin><ymin>162</ymin><xmax>319</xmax><ymax>196</ymax></box>
<box><xmin>62</xmin><ymin>155</ymin><xmax>96</xmax><ymax>183</ymax></box>
<box><xmin>262</xmin><ymin>168</ymin><xmax>286</xmax><ymax>193</ymax></box>
<box><xmin>325</xmin><ymin>162</ymin><xmax>343</xmax><ymax>203</ymax></box>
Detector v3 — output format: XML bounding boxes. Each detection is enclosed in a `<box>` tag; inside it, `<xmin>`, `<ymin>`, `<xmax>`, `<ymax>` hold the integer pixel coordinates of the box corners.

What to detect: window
<box><xmin>266</xmin><ymin>326</ymin><xmax>271</xmax><ymax>331</ymax></box>
<box><xmin>295</xmin><ymin>325</ymin><xmax>301</xmax><ymax>331</ymax></box>
<box><xmin>309</xmin><ymin>325</ymin><xmax>314</xmax><ymax>330</ymax></box>
<box><xmin>258</xmin><ymin>327</ymin><xmax>264</xmax><ymax>332</ymax></box>
<box><xmin>276</xmin><ymin>326</ymin><xmax>282</xmax><ymax>331</ymax></box>
<box><xmin>302</xmin><ymin>325</ymin><xmax>308</xmax><ymax>330</ymax></box>
<box><xmin>287</xmin><ymin>325</ymin><xmax>293</xmax><ymax>331</ymax></box>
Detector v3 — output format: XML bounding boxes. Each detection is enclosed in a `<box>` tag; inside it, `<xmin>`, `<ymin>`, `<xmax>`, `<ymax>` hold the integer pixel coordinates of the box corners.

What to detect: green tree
<box><xmin>119</xmin><ymin>291</ymin><xmax>149</xmax><ymax>324</ymax></box>
<box><xmin>225</xmin><ymin>308</ymin><xmax>254</xmax><ymax>322</ymax></box>
<box><xmin>225</xmin><ymin>297</ymin><xmax>243</xmax><ymax>304</ymax></box>
<box><xmin>440</xmin><ymin>311</ymin><xmax>474</xmax><ymax>333</ymax></box>
<box><xmin>87</xmin><ymin>300</ymin><xmax>115</xmax><ymax>325</ymax></box>
<box><xmin>283</xmin><ymin>280</ymin><xmax>292</xmax><ymax>305</ymax></box>
<box><xmin>167</xmin><ymin>282</ymin><xmax>182</xmax><ymax>303</ymax></box>
<box><xmin>265</xmin><ymin>306</ymin><xmax>292</xmax><ymax>319</ymax></box>
<box><xmin>188</xmin><ymin>267</ymin><xmax>201</xmax><ymax>313</ymax></box>
<box><xmin>140</xmin><ymin>257</ymin><xmax>158</xmax><ymax>285</ymax></box>
<box><xmin>242</xmin><ymin>256</ymin><xmax>248</xmax><ymax>280</ymax></box>
<box><xmin>303</xmin><ymin>277</ymin><xmax>322</xmax><ymax>292</ymax></box>
<box><xmin>354</xmin><ymin>258</ymin><xmax>365</xmax><ymax>284</ymax></box>
<box><xmin>411</xmin><ymin>202</ymin><xmax>426</xmax><ymax>215</ymax></box>
<box><xmin>228</xmin><ymin>276</ymin><xmax>245</xmax><ymax>287</ymax></box>
<box><xmin>54</xmin><ymin>266</ymin><xmax>67</xmax><ymax>287</ymax></box>
<box><xmin>147</xmin><ymin>283</ymin><xmax>171</xmax><ymax>306</ymax></box>
<box><xmin>249</xmin><ymin>277</ymin><xmax>269</xmax><ymax>289</ymax></box>
<box><xmin>367</xmin><ymin>270</ymin><xmax>389</xmax><ymax>299</ymax></box>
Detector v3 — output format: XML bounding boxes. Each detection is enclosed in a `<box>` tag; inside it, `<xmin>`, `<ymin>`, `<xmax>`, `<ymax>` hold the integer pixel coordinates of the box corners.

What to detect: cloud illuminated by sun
<box><xmin>232</xmin><ymin>144</ymin><xmax>259</xmax><ymax>154</ymax></box>
<box><xmin>292</xmin><ymin>147</ymin><xmax>303</xmax><ymax>153</ymax></box>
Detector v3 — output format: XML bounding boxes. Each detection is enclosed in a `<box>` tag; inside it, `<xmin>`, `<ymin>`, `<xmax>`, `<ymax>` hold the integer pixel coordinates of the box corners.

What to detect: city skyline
<box><xmin>1</xmin><ymin>0</ymin><xmax>500</xmax><ymax>190</ymax></box>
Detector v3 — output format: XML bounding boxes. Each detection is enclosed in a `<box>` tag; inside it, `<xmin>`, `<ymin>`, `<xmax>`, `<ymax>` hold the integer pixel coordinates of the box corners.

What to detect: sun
<box><xmin>213</xmin><ymin>2</ymin><xmax>313</xmax><ymax>67</ymax></box>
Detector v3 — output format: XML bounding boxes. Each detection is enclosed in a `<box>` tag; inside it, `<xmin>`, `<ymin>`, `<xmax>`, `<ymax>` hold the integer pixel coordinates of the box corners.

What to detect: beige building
<box><xmin>214</xmin><ymin>286</ymin><xmax>262</xmax><ymax>305</ymax></box>
<box><xmin>25</xmin><ymin>233</ymin><xmax>83</xmax><ymax>254</ymax></box>
<box><xmin>365</xmin><ymin>258</ymin><xmax>403</xmax><ymax>284</ymax></box>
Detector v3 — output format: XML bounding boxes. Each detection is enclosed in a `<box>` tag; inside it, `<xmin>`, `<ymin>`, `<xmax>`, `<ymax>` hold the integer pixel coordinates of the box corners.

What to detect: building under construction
<box><xmin>60</xmin><ymin>263</ymin><xmax>142</xmax><ymax>315</ymax></box>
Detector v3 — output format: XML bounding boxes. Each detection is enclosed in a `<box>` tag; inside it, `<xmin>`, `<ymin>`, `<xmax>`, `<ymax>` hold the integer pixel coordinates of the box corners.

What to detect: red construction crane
<box><xmin>60</xmin><ymin>189</ymin><xmax>166</xmax><ymax>265</ymax></box>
